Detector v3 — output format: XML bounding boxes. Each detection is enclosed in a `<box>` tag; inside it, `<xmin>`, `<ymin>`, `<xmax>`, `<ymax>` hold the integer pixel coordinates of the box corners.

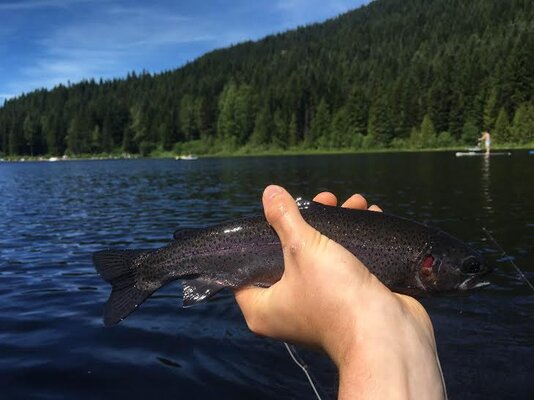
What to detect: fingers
<box><xmin>313</xmin><ymin>192</ymin><xmax>337</xmax><ymax>206</ymax></box>
<box><xmin>368</xmin><ymin>204</ymin><xmax>383</xmax><ymax>212</ymax></box>
<box><xmin>263</xmin><ymin>185</ymin><xmax>313</xmax><ymax>244</ymax></box>
<box><xmin>312</xmin><ymin>191</ymin><xmax>384</xmax><ymax>213</ymax></box>
<box><xmin>341</xmin><ymin>194</ymin><xmax>383</xmax><ymax>212</ymax></box>
<box><xmin>341</xmin><ymin>194</ymin><xmax>368</xmax><ymax>210</ymax></box>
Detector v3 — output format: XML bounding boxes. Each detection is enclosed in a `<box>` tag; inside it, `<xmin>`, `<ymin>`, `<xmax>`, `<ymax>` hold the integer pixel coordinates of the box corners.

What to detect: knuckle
<box><xmin>288</xmin><ymin>241</ymin><xmax>303</xmax><ymax>256</ymax></box>
<box><xmin>312</xmin><ymin>230</ymin><xmax>330</xmax><ymax>251</ymax></box>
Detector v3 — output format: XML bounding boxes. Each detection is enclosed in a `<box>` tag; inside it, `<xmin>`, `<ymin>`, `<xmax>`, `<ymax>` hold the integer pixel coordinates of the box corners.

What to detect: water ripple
<box><xmin>0</xmin><ymin>155</ymin><xmax>533</xmax><ymax>399</ymax></box>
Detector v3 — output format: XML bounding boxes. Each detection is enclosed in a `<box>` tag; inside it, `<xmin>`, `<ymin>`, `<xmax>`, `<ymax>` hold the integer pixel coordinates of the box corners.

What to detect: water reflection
<box><xmin>481</xmin><ymin>155</ymin><xmax>493</xmax><ymax>216</ymax></box>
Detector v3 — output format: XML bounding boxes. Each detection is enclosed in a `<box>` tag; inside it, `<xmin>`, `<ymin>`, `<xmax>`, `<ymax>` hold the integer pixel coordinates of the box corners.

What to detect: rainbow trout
<box><xmin>94</xmin><ymin>201</ymin><xmax>489</xmax><ymax>326</ymax></box>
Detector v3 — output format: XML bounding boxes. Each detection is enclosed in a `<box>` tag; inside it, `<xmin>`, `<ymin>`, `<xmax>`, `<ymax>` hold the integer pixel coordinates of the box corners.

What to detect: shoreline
<box><xmin>1</xmin><ymin>144</ymin><xmax>533</xmax><ymax>162</ymax></box>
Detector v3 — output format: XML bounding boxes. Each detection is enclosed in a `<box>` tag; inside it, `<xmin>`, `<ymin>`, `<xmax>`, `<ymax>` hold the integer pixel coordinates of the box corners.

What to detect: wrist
<box><xmin>325</xmin><ymin>287</ymin><xmax>445</xmax><ymax>399</ymax></box>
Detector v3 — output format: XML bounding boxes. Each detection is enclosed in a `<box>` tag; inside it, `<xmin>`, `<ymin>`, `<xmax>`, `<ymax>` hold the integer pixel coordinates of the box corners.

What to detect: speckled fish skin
<box><xmin>93</xmin><ymin>201</ymin><xmax>489</xmax><ymax>326</ymax></box>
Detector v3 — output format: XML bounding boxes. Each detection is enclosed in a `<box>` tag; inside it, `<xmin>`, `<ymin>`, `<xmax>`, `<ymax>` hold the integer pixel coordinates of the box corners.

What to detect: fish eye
<box><xmin>461</xmin><ymin>257</ymin><xmax>481</xmax><ymax>274</ymax></box>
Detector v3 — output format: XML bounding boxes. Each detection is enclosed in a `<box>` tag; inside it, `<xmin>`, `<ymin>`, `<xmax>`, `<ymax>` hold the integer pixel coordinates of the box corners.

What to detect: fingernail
<box><xmin>264</xmin><ymin>185</ymin><xmax>283</xmax><ymax>200</ymax></box>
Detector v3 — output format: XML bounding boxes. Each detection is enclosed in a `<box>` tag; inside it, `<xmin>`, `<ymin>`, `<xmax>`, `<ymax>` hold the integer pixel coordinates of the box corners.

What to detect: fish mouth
<box><xmin>458</xmin><ymin>275</ymin><xmax>491</xmax><ymax>290</ymax></box>
<box><xmin>458</xmin><ymin>263</ymin><xmax>493</xmax><ymax>290</ymax></box>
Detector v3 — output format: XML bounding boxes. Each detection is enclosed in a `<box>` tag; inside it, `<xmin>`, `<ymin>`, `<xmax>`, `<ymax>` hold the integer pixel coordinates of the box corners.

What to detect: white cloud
<box><xmin>2</xmin><ymin>1</ymin><xmax>371</xmax><ymax>98</ymax></box>
<box><xmin>39</xmin><ymin>6</ymin><xmax>203</xmax><ymax>49</ymax></box>
<box><xmin>0</xmin><ymin>0</ymin><xmax>101</xmax><ymax>11</ymax></box>
<box><xmin>8</xmin><ymin>4</ymin><xmax>220</xmax><ymax>95</ymax></box>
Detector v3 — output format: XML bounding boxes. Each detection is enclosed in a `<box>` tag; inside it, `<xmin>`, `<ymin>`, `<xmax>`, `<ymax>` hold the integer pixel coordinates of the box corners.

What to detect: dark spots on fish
<box><xmin>94</xmin><ymin>203</ymin><xmax>483</xmax><ymax>325</ymax></box>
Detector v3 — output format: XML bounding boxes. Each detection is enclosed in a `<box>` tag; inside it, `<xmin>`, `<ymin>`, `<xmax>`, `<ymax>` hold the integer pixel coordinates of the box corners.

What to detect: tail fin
<box><xmin>93</xmin><ymin>249</ymin><xmax>155</xmax><ymax>327</ymax></box>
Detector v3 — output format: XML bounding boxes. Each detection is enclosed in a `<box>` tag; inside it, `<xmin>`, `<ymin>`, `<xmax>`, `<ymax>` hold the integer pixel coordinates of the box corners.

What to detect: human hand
<box><xmin>234</xmin><ymin>185</ymin><xmax>445</xmax><ymax>399</ymax></box>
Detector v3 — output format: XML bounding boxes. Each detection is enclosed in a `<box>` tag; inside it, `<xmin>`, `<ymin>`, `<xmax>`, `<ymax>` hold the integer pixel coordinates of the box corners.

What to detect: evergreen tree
<box><xmin>509</xmin><ymin>103</ymin><xmax>534</xmax><ymax>144</ymax></box>
<box><xmin>367</xmin><ymin>95</ymin><xmax>393</xmax><ymax>146</ymax></box>
<box><xmin>307</xmin><ymin>99</ymin><xmax>330</xmax><ymax>148</ymax></box>
<box><xmin>23</xmin><ymin>113</ymin><xmax>40</xmax><ymax>156</ymax></box>
<box><xmin>157</xmin><ymin>122</ymin><xmax>169</xmax><ymax>150</ymax></box>
<box><xmin>448</xmin><ymin>97</ymin><xmax>466</xmax><ymax>140</ymax></box>
<box><xmin>249</xmin><ymin>105</ymin><xmax>272</xmax><ymax>147</ymax></box>
<box><xmin>0</xmin><ymin>114</ymin><xmax>6</xmax><ymax>155</ymax></box>
<box><xmin>288</xmin><ymin>114</ymin><xmax>298</xmax><ymax>147</ymax></box>
<box><xmin>180</xmin><ymin>95</ymin><xmax>197</xmax><ymax>141</ymax></box>
<box><xmin>217</xmin><ymin>82</ymin><xmax>239</xmax><ymax>148</ymax></box>
<box><xmin>493</xmin><ymin>107</ymin><xmax>510</xmax><ymax>143</ymax></box>
<box><xmin>41</xmin><ymin>114</ymin><xmax>59</xmax><ymax>155</ymax></box>
<box><xmin>8</xmin><ymin>116</ymin><xmax>22</xmax><ymax>155</ymax></box>
<box><xmin>410</xmin><ymin>114</ymin><xmax>436</xmax><ymax>148</ymax></box>
<box><xmin>122</xmin><ymin>125</ymin><xmax>135</xmax><ymax>153</ymax></box>
<box><xmin>499</xmin><ymin>34</ymin><xmax>534</xmax><ymax>113</ymax></box>
<box><xmin>101</xmin><ymin>115</ymin><xmax>114</xmax><ymax>152</ymax></box>
<box><xmin>271</xmin><ymin>110</ymin><xmax>288</xmax><ymax>149</ymax></box>
<box><xmin>195</xmin><ymin>97</ymin><xmax>214</xmax><ymax>139</ymax></box>
<box><xmin>129</xmin><ymin>104</ymin><xmax>149</xmax><ymax>149</ymax></box>
<box><xmin>234</xmin><ymin>84</ymin><xmax>256</xmax><ymax>145</ymax></box>
<box><xmin>102</xmin><ymin>107</ymin><xmax>129</xmax><ymax>150</ymax></box>
<box><xmin>427</xmin><ymin>81</ymin><xmax>450</xmax><ymax>135</ymax></box>
<box><xmin>90</xmin><ymin>125</ymin><xmax>102</xmax><ymax>152</ymax></box>
<box><xmin>343</xmin><ymin>89</ymin><xmax>368</xmax><ymax>148</ymax></box>
<box><xmin>67</xmin><ymin>113</ymin><xmax>89</xmax><ymax>154</ymax></box>
<box><xmin>461</xmin><ymin>118</ymin><xmax>480</xmax><ymax>145</ymax></box>
<box><xmin>330</xmin><ymin>108</ymin><xmax>351</xmax><ymax>148</ymax></box>
<box><xmin>419</xmin><ymin>114</ymin><xmax>437</xmax><ymax>148</ymax></box>
<box><xmin>483</xmin><ymin>88</ymin><xmax>499</xmax><ymax>131</ymax></box>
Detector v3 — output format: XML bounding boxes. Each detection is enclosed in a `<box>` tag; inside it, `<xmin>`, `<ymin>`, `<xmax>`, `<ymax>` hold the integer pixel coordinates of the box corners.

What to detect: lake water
<box><xmin>0</xmin><ymin>152</ymin><xmax>533</xmax><ymax>399</ymax></box>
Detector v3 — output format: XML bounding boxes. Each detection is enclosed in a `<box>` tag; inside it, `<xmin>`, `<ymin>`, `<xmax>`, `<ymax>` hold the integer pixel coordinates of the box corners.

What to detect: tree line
<box><xmin>1</xmin><ymin>0</ymin><xmax>533</xmax><ymax>157</ymax></box>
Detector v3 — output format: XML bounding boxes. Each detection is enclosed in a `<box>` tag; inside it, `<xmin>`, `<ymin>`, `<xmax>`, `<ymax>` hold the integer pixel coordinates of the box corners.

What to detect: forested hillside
<box><xmin>1</xmin><ymin>0</ymin><xmax>533</xmax><ymax>157</ymax></box>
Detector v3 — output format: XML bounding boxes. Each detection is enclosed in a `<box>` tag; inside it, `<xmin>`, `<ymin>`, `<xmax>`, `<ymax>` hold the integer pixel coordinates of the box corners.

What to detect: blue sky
<box><xmin>0</xmin><ymin>0</ymin><xmax>369</xmax><ymax>103</ymax></box>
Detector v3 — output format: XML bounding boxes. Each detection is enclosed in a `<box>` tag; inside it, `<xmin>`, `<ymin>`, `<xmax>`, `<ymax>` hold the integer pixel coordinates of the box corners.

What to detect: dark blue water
<box><xmin>1</xmin><ymin>153</ymin><xmax>533</xmax><ymax>399</ymax></box>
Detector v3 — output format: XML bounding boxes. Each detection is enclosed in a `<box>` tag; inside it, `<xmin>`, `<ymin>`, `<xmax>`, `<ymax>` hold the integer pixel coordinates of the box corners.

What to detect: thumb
<box><xmin>234</xmin><ymin>185</ymin><xmax>313</xmax><ymax>336</ymax></box>
<box><xmin>262</xmin><ymin>185</ymin><xmax>314</xmax><ymax>245</ymax></box>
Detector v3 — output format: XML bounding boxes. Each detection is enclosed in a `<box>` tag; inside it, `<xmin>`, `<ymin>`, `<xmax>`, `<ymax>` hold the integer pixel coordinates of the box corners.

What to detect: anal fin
<box><xmin>182</xmin><ymin>278</ymin><xmax>225</xmax><ymax>307</ymax></box>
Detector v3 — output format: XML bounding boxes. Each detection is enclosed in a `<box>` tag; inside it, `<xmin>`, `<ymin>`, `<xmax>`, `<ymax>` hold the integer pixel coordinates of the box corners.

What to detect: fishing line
<box><xmin>284</xmin><ymin>342</ymin><xmax>324</xmax><ymax>400</ymax></box>
<box><xmin>284</xmin><ymin>342</ymin><xmax>448</xmax><ymax>400</ymax></box>
<box><xmin>482</xmin><ymin>227</ymin><xmax>534</xmax><ymax>293</ymax></box>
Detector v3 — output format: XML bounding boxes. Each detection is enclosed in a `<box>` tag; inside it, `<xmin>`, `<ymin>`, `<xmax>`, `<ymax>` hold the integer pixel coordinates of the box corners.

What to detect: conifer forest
<box><xmin>1</xmin><ymin>0</ymin><xmax>533</xmax><ymax>157</ymax></box>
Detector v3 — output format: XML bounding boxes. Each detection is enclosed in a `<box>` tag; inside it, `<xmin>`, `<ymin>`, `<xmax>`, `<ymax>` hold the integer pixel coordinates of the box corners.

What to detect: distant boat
<box><xmin>455</xmin><ymin>151</ymin><xmax>511</xmax><ymax>157</ymax></box>
<box><xmin>176</xmin><ymin>155</ymin><xmax>198</xmax><ymax>160</ymax></box>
